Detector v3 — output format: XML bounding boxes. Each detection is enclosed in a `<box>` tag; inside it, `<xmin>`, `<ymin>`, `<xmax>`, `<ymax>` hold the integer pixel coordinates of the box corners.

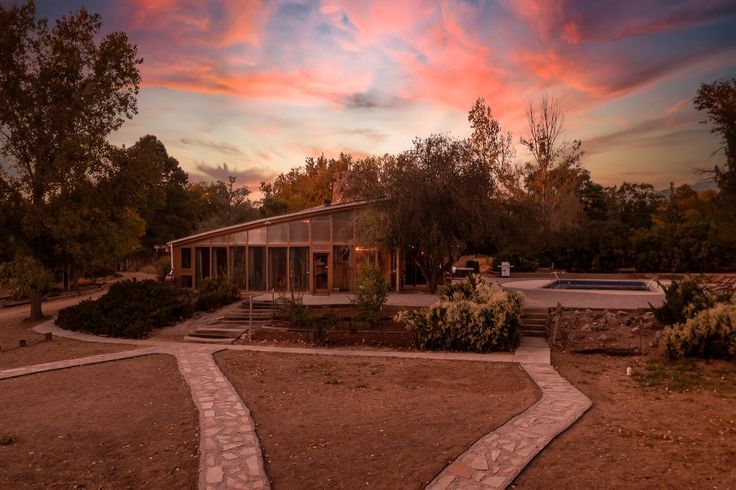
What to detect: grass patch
<box><xmin>633</xmin><ymin>358</ymin><xmax>736</xmax><ymax>396</ymax></box>
<box><xmin>1</xmin><ymin>434</ymin><xmax>17</xmax><ymax>446</ymax></box>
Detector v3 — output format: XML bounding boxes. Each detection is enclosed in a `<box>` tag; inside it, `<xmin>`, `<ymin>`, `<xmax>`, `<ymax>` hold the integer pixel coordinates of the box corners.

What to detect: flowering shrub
<box><xmin>662</xmin><ymin>301</ymin><xmax>736</xmax><ymax>360</ymax></box>
<box><xmin>395</xmin><ymin>275</ymin><xmax>522</xmax><ymax>352</ymax></box>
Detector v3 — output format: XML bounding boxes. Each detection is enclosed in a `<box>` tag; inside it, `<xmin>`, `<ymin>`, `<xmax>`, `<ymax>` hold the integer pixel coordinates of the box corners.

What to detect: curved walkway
<box><xmin>0</xmin><ymin>321</ymin><xmax>593</xmax><ymax>489</ymax></box>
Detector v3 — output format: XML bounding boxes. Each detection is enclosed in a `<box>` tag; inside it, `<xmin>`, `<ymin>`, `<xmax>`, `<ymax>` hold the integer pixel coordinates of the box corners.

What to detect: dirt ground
<box><xmin>0</xmin><ymin>355</ymin><xmax>199</xmax><ymax>489</ymax></box>
<box><xmin>216</xmin><ymin>351</ymin><xmax>540</xmax><ymax>489</ymax></box>
<box><xmin>0</xmin><ymin>290</ymin><xmax>136</xmax><ymax>370</ymax></box>
<box><xmin>512</xmin><ymin>350</ymin><xmax>736</xmax><ymax>489</ymax></box>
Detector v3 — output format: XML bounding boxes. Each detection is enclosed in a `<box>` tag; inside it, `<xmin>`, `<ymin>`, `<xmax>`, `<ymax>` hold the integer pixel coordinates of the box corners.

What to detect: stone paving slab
<box><xmin>426</xmin><ymin>363</ymin><xmax>591</xmax><ymax>490</ymax></box>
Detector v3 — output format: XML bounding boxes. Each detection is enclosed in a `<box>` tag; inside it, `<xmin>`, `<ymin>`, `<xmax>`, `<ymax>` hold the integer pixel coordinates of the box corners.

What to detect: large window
<box><xmin>332</xmin><ymin>211</ymin><xmax>353</xmax><ymax>243</ymax></box>
<box><xmin>290</xmin><ymin>247</ymin><xmax>309</xmax><ymax>291</ymax></box>
<box><xmin>267</xmin><ymin>223</ymin><xmax>288</xmax><ymax>244</ymax></box>
<box><xmin>213</xmin><ymin>247</ymin><xmax>228</xmax><ymax>279</ymax></box>
<box><xmin>181</xmin><ymin>247</ymin><xmax>192</xmax><ymax>269</ymax></box>
<box><xmin>268</xmin><ymin>248</ymin><xmax>288</xmax><ymax>291</ymax></box>
<box><xmin>230</xmin><ymin>246</ymin><xmax>246</xmax><ymax>289</ymax></box>
<box><xmin>289</xmin><ymin>220</ymin><xmax>309</xmax><ymax>243</ymax></box>
<box><xmin>311</xmin><ymin>216</ymin><xmax>330</xmax><ymax>242</ymax></box>
<box><xmin>333</xmin><ymin>246</ymin><xmax>352</xmax><ymax>292</ymax></box>
<box><xmin>249</xmin><ymin>227</ymin><xmax>266</xmax><ymax>245</ymax></box>
<box><xmin>248</xmin><ymin>247</ymin><xmax>266</xmax><ymax>290</ymax></box>
<box><xmin>195</xmin><ymin>247</ymin><xmax>210</xmax><ymax>286</ymax></box>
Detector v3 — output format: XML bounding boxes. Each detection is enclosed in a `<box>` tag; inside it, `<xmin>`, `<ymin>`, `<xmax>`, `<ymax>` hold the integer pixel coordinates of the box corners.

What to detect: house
<box><xmin>168</xmin><ymin>200</ymin><xmax>404</xmax><ymax>294</ymax></box>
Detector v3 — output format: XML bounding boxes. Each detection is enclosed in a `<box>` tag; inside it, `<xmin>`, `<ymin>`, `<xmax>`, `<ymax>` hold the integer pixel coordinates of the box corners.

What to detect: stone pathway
<box><xmin>177</xmin><ymin>349</ymin><xmax>269</xmax><ymax>490</ymax></box>
<box><xmin>14</xmin><ymin>321</ymin><xmax>591</xmax><ymax>490</ymax></box>
<box><xmin>427</xmin><ymin>363</ymin><xmax>591</xmax><ymax>489</ymax></box>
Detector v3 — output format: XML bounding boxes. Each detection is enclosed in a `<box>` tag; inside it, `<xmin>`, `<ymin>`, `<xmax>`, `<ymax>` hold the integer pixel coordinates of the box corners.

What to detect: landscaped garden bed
<box><xmin>215</xmin><ymin>351</ymin><xmax>540</xmax><ymax>488</ymax></box>
<box><xmin>0</xmin><ymin>355</ymin><xmax>199</xmax><ymax>489</ymax></box>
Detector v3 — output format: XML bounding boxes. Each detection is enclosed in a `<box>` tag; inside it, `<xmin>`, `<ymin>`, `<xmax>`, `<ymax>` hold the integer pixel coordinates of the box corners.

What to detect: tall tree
<box><xmin>373</xmin><ymin>135</ymin><xmax>494</xmax><ymax>293</ymax></box>
<box><xmin>520</xmin><ymin>96</ymin><xmax>587</xmax><ymax>235</ymax></box>
<box><xmin>695</xmin><ymin>77</ymin><xmax>736</xmax><ymax>242</ymax></box>
<box><xmin>0</xmin><ymin>1</ymin><xmax>141</xmax><ymax>319</ymax></box>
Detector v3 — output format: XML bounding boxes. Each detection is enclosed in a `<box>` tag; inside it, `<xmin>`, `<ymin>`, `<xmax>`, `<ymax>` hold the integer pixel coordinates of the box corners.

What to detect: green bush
<box><xmin>662</xmin><ymin>302</ymin><xmax>736</xmax><ymax>360</ymax></box>
<box><xmin>651</xmin><ymin>278</ymin><xmax>714</xmax><ymax>326</ymax></box>
<box><xmin>350</xmin><ymin>263</ymin><xmax>389</xmax><ymax>328</ymax></box>
<box><xmin>395</xmin><ymin>275</ymin><xmax>522</xmax><ymax>352</ymax></box>
<box><xmin>195</xmin><ymin>277</ymin><xmax>239</xmax><ymax>311</ymax></box>
<box><xmin>56</xmin><ymin>280</ymin><xmax>192</xmax><ymax>338</ymax></box>
<box><xmin>275</xmin><ymin>292</ymin><xmax>311</xmax><ymax>328</ymax></box>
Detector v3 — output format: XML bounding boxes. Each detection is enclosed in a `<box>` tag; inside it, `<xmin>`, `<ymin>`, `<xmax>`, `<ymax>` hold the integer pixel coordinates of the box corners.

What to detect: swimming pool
<box><xmin>544</xmin><ymin>279</ymin><xmax>650</xmax><ymax>291</ymax></box>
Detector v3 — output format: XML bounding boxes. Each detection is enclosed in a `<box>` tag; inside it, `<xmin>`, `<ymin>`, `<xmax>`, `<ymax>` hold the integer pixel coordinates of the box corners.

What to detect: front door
<box><xmin>313</xmin><ymin>252</ymin><xmax>329</xmax><ymax>294</ymax></box>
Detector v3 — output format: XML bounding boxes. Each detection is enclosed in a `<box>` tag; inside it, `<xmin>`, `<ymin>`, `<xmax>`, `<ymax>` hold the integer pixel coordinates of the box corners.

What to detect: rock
<box><xmin>581</xmin><ymin>325</ymin><xmax>592</xmax><ymax>333</ymax></box>
<box><xmin>631</xmin><ymin>326</ymin><xmax>640</xmax><ymax>334</ymax></box>
<box><xmin>654</xmin><ymin>330</ymin><xmax>662</xmax><ymax>340</ymax></box>
<box><xmin>597</xmin><ymin>334</ymin><xmax>609</xmax><ymax>342</ymax></box>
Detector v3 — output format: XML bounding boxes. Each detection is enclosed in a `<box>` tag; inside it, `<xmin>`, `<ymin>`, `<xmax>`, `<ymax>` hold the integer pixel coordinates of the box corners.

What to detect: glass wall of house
<box><xmin>248</xmin><ymin>247</ymin><xmax>267</xmax><ymax>290</ymax></box>
<box><xmin>268</xmin><ymin>247</ymin><xmax>288</xmax><ymax>291</ymax></box>
<box><xmin>290</xmin><ymin>247</ymin><xmax>309</xmax><ymax>291</ymax></box>
<box><xmin>181</xmin><ymin>208</ymin><xmax>392</xmax><ymax>292</ymax></box>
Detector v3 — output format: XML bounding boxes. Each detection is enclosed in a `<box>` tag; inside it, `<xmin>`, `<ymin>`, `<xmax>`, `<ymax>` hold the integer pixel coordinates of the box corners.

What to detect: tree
<box><xmin>520</xmin><ymin>96</ymin><xmax>587</xmax><ymax>235</ymax></box>
<box><xmin>258</xmin><ymin>153</ymin><xmax>351</xmax><ymax>216</ymax></box>
<box><xmin>192</xmin><ymin>177</ymin><xmax>260</xmax><ymax>231</ymax></box>
<box><xmin>0</xmin><ymin>2</ymin><xmax>141</xmax><ymax>319</ymax></box>
<box><xmin>374</xmin><ymin>134</ymin><xmax>494</xmax><ymax>293</ymax></box>
<box><xmin>695</xmin><ymin>78</ymin><xmax>736</xmax><ymax>242</ymax></box>
<box><xmin>467</xmin><ymin>97</ymin><xmax>518</xmax><ymax>196</ymax></box>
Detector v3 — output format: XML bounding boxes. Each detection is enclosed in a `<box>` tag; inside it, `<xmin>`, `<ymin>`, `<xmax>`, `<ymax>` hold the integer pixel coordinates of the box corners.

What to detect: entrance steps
<box><xmin>184</xmin><ymin>299</ymin><xmax>279</xmax><ymax>344</ymax></box>
<box><xmin>520</xmin><ymin>307</ymin><xmax>549</xmax><ymax>338</ymax></box>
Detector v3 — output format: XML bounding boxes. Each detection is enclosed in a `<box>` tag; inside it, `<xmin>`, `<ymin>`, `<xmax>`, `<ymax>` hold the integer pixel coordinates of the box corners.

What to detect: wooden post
<box><xmin>44</xmin><ymin>332</ymin><xmax>52</xmax><ymax>342</ymax></box>
<box><xmin>248</xmin><ymin>295</ymin><xmax>253</xmax><ymax>342</ymax></box>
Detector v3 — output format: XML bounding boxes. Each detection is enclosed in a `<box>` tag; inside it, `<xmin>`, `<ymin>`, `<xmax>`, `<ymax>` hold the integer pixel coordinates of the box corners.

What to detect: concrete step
<box><xmin>520</xmin><ymin>330</ymin><xmax>547</xmax><ymax>338</ymax></box>
<box><xmin>183</xmin><ymin>336</ymin><xmax>236</xmax><ymax>344</ymax></box>
<box><xmin>189</xmin><ymin>330</ymin><xmax>243</xmax><ymax>339</ymax></box>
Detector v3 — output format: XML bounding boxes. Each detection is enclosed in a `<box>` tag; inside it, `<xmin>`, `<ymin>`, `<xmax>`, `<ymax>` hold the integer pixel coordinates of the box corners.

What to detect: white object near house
<box><xmin>501</xmin><ymin>261</ymin><xmax>511</xmax><ymax>277</ymax></box>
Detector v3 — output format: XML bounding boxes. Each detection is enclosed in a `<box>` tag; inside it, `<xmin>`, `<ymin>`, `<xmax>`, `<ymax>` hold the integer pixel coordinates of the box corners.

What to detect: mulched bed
<box><xmin>0</xmin><ymin>355</ymin><xmax>199</xmax><ymax>489</ymax></box>
<box><xmin>215</xmin><ymin>351</ymin><xmax>540</xmax><ymax>489</ymax></box>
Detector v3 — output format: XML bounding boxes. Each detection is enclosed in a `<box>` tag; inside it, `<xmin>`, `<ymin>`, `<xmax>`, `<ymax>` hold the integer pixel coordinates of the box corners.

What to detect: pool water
<box><xmin>544</xmin><ymin>279</ymin><xmax>650</xmax><ymax>291</ymax></box>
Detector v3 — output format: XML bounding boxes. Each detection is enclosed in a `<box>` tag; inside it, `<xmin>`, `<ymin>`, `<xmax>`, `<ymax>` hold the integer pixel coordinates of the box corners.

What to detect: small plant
<box><xmin>305</xmin><ymin>312</ymin><xmax>335</xmax><ymax>345</ymax></box>
<box><xmin>350</xmin><ymin>263</ymin><xmax>389</xmax><ymax>329</ymax></box>
<box><xmin>275</xmin><ymin>292</ymin><xmax>311</xmax><ymax>327</ymax></box>
<box><xmin>651</xmin><ymin>278</ymin><xmax>714</xmax><ymax>326</ymax></box>
<box><xmin>662</xmin><ymin>302</ymin><xmax>736</xmax><ymax>360</ymax></box>
<box><xmin>1</xmin><ymin>434</ymin><xmax>18</xmax><ymax>446</ymax></box>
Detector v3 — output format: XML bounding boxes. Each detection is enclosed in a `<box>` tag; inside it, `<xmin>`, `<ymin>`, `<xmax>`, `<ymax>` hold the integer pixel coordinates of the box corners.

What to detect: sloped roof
<box><xmin>168</xmin><ymin>200</ymin><xmax>370</xmax><ymax>246</ymax></box>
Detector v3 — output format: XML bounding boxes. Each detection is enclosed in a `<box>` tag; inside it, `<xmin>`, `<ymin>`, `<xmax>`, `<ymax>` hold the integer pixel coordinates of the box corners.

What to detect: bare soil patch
<box><xmin>0</xmin><ymin>292</ymin><xmax>135</xmax><ymax>370</ymax></box>
<box><xmin>0</xmin><ymin>355</ymin><xmax>199</xmax><ymax>489</ymax></box>
<box><xmin>216</xmin><ymin>351</ymin><xmax>540</xmax><ymax>489</ymax></box>
<box><xmin>512</xmin><ymin>351</ymin><xmax>736</xmax><ymax>489</ymax></box>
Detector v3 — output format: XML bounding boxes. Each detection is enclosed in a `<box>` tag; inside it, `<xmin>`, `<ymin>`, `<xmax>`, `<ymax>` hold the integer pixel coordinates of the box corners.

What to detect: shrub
<box><xmin>651</xmin><ymin>278</ymin><xmax>714</xmax><ymax>326</ymax></box>
<box><xmin>195</xmin><ymin>277</ymin><xmax>239</xmax><ymax>311</ymax></box>
<box><xmin>56</xmin><ymin>280</ymin><xmax>192</xmax><ymax>338</ymax></box>
<box><xmin>350</xmin><ymin>263</ymin><xmax>389</xmax><ymax>328</ymax></box>
<box><xmin>662</xmin><ymin>302</ymin><xmax>736</xmax><ymax>360</ymax></box>
<box><xmin>275</xmin><ymin>292</ymin><xmax>311</xmax><ymax>328</ymax></box>
<box><xmin>395</xmin><ymin>275</ymin><xmax>522</xmax><ymax>352</ymax></box>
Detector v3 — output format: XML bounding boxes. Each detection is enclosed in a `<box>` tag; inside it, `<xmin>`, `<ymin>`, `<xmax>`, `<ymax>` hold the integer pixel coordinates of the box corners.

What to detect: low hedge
<box><xmin>56</xmin><ymin>280</ymin><xmax>193</xmax><ymax>338</ymax></box>
<box><xmin>195</xmin><ymin>278</ymin><xmax>239</xmax><ymax>312</ymax></box>
<box><xmin>395</xmin><ymin>275</ymin><xmax>522</xmax><ymax>352</ymax></box>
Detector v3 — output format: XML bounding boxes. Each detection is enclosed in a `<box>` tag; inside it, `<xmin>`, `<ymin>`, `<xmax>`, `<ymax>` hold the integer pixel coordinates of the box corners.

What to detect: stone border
<box><xmin>15</xmin><ymin>320</ymin><xmax>590</xmax><ymax>490</ymax></box>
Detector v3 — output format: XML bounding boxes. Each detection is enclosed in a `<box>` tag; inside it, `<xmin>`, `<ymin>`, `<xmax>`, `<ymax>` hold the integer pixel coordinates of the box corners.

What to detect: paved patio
<box><xmin>0</xmin><ymin>321</ymin><xmax>593</xmax><ymax>490</ymax></box>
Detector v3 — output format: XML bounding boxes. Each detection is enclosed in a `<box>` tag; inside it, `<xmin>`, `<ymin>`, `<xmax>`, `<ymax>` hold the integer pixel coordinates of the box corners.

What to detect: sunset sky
<box><xmin>33</xmin><ymin>0</ymin><xmax>736</xmax><ymax>190</ymax></box>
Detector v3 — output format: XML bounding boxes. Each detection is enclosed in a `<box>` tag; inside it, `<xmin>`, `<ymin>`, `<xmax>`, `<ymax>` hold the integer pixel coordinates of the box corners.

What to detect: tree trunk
<box><xmin>428</xmin><ymin>271</ymin><xmax>439</xmax><ymax>294</ymax></box>
<box><xmin>29</xmin><ymin>290</ymin><xmax>44</xmax><ymax>321</ymax></box>
<box><xmin>71</xmin><ymin>266</ymin><xmax>79</xmax><ymax>292</ymax></box>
